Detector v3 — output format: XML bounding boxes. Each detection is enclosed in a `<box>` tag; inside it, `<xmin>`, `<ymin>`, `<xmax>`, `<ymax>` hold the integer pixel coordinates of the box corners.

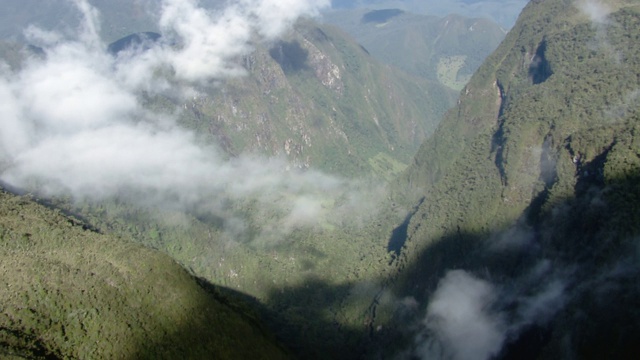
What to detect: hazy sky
<box><xmin>0</xmin><ymin>0</ymin><xmax>528</xmax><ymax>40</ymax></box>
<box><xmin>330</xmin><ymin>0</ymin><xmax>529</xmax><ymax>28</ymax></box>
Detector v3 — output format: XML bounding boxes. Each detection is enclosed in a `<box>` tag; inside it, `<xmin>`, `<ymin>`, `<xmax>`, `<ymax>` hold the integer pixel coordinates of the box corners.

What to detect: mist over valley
<box><xmin>1</xmin><ymin>0</ymin><xmax>639</xmax><ymax>359</ymax></box>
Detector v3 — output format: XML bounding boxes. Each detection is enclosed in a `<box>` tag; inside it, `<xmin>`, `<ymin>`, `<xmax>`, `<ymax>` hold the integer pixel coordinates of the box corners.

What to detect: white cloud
<box><xmin>577</xmin><ymin>0</ymin><xmax>612</xmax><ymax>24</ymax></box>
<box><xmin>0</xmin><ymin>77</ymin><xmax>32</xmax><ymax>160</ymax></box>
<box><xmin>18</xmin><ymin>45</ymin><xmax>136</xmax><ymax>133</ymax></box>
<box><xmin>250</xmin><ymin>0</ymin><xmax>330</xmax><ymax>38</ymax></box>
<box><xmin>412</xmin><ymin>266</ymin><xmax>568</xmax><ymax>360</ymax></box>
<box><xmin>159</xmin><ymin>0</ymin><xmax>253</xmax><ymax>81</ymax></box>
<box><xmin>0</xmin><ymin>0</ymin><xmax>380</xmax><ymax>244</ymax></box>
<box><xmin>72</xmin><ymin>0</ymin><xmax>102</xmax><ymax>47</ymax></box>
<box><xmin>156</xmin><ymin>0</ymin><xmax>329</xmax><ymax>82</ymax></box>
<box><xmin>418</xmin><ymin>270</ymin><xmax>506</xmax><ymax>360</ymax></box>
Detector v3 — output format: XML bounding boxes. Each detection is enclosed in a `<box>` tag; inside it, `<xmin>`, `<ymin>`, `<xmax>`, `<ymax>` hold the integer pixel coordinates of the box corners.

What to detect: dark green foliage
<box><xmin>37</xmin><ymin>186</ymin><xmax>404</xmax><ymax>359</ymax></box>
<box><xmin>387</xmin><ymin>1</ymin><xmax>640</xmax><ymax>357</ymax></box>
<box><xmin>0</xmin><ymin>190</ymin><xmax>289</xmax><ymax>359</ymax></box>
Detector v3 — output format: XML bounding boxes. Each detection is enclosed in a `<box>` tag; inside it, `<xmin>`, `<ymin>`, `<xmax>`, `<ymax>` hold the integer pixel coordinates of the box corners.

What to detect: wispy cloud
<box><xmin>0</xmin><ymin>0</ymin><xmax>386</xmax><ymax>243</ymax></box>
<box><xmin>410</xmin><ymin>262</ymin><xmax>568</xmax><ymax>360</ymax></box>
<box><xmin>575</xmin><ymin>0</ymin><xmax>621</xmax><ymax>60</ymax></box>
<box><xmin>576</xmin><ymin>0</ymin><xmax>612</xmax><ymax>24</ymax></box>
<box><xmin>415</xmin><ymin>271</ymin><xmax>506</xmax><ymax>360</ymax></box>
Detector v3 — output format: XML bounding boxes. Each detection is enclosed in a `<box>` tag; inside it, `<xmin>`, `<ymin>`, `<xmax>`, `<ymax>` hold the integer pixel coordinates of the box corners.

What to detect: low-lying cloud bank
<box><xmin>404</xmin><ymin>215</ymin><xmax>639</xmax><ymax>359</ymax></box>
<box><xmin>406</xmin><ymin>255</ymin><xmax>638</xmax><ymax>360</ymax></box>
<box><xmin>417</xmin><ymin>270</ymin><xmax>507</xmax><ymax>360</ymax></box>
<box><xmin>0</xmin><ymin>0</ymin><xmax>386</xmax><ymax>241</ymax></box>
<box><xmin>407</xmin><ymin>263</ymin><xmax>567</xmax><ymax>360</ymax></box>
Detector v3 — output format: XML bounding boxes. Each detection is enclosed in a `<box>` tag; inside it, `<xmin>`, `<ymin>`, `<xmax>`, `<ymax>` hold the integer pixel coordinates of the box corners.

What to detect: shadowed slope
<box><xmin>386</xmin><ymin>0</ymin><xmax>640</xmax><ymax>358</ymax></box>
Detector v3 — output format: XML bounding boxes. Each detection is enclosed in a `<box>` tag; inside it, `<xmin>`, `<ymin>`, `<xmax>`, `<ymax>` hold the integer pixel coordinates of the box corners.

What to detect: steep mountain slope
<box><xmin>322</xmin><ymin>9</ymin><xmax>506</xmax><ymax>90</ymax></box>
<box><xmin>2</xmin><ymin>29</ymin><xmax>452</xmax><ymax>181</ymax></box>
<box><xmin>173</xmin><ymin>20</ymin><xmax>454</xmax><ymax>179</ymax></box>
<box><xmin>0</xmin><ymin>2</ymin><xmax>450</xmax><ymax>358</ymax></box>
<box><xmin>0</xmin><ymin>189</ymin><xmax>289</xmax><ymax>359</ymax></box>
<box><xmin>0</xmin><ymin>2</ymin><xmax>454</xmax><ymax>180</ymax></box>
<box><xmin>389</xmin><ymin>0</ymin><xmax>640</xmax><ymax>358</ymax></box>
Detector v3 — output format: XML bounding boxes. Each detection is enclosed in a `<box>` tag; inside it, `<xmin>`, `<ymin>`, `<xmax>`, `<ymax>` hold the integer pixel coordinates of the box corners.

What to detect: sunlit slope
<box><xmin>401</xmin><ymin>0</ymin><xmax>640</xmax><ymax>231</ymax></box>
<box><xmin>1</xmin><ymin>2</ymin><xmax>455</xmax><ymax>180</ymax></box>
<box><xmin>171</xmin><ymin>20</ymin><xmax>455</xmax><ymax>179</ymax></box>
<box><xmin>0</xmin><ymin>189</ymin><xmax>289</xmax><ymax>359</ymax></box>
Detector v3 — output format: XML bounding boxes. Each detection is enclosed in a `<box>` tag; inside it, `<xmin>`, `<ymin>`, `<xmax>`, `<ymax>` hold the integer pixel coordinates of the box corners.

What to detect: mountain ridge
<box><xmin>166</xmin><ymin>19</ymin><xmax>456</xmax><ymax>179</ymax></box>
<box><xmin>386</xmin><ymin>0</ymin><xmax>640</xmax><ymax>357</ymax></box>
<box><xmin>322</xmin><ymin>8</ymin><xmax>507</xmax><ymax>90</ymax></box>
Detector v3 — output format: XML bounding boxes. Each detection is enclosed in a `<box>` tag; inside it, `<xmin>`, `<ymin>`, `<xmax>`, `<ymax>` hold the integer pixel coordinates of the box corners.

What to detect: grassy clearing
<box><xmin>437</xmin><ymin>55</ymin><xmax>471</xmax><ymax>91</ymax></box>
<box><xmin>368</xmin><ymin>152</ymin><xmax>408</xmax><ymax>181</ymax></box>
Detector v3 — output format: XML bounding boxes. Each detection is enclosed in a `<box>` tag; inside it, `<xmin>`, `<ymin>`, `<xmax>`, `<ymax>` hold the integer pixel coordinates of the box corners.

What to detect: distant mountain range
<box><xmin>329</xmin><ymin>0</ymin><xmax>529</xmax><ymax>28</ymax></box>
<box><xmin>322</xmin><ymin>8</ymin><xmax>507</xmax><ymax>90</ymax></box>
<box><xmin>169</xmin><ymin>20</ymin><xmax>455</xmax><ymax>179</ymax></box>
<box><xmin>0</xmin><ymin>2</ymin><xmax>457</xmax><ymax>180</ymax></box>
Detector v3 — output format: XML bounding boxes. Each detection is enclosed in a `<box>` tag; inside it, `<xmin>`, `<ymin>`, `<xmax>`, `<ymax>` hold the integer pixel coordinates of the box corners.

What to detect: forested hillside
<box><xmin>0</xmin><ymin>189</ymin><xmax>289</xmax><ymax>359</ymax></box>
<box><xmin>0</xmin><ymin>1</ymin><xmax>418</xmax><ymax>358</ymax></box>
<box><xmin>388</xmin><ymin>0</ymin><xmax>640</xmax><ymax>358</ymax></box>
<box><xmin>2</xmin><ymin>0</ymin><xmax>639</xmax><ymax>359</ymax></box>
<box><xmin>172</xmin><ymin>20</ymin><xmax>454</xmax><ymax>179</ymax></box>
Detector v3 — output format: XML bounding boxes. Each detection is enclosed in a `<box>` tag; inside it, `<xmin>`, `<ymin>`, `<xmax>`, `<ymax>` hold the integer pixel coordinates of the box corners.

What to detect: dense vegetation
<box><xmin>1</xmin><ymin>9</ymin><xmax>425</xmax><ymax>357</ymax></box>
<box><xmin>171</xmin><ymin>20</ymin><xmax>454</xmax><ymax>179</ymax></box>
<box><xmin>389</xmin><ymin>0</ymin><xmax>640</xmax><ymax>357</ymax></box>
<box><xmin>0</xmin><ymin>189</ymin><xmax>288</xmax><ymax>359</ymax></box>
<box><xmin>2</xmin><ymin>0</ymin><xmax>640</xmax><ymax>358</ymax></box>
